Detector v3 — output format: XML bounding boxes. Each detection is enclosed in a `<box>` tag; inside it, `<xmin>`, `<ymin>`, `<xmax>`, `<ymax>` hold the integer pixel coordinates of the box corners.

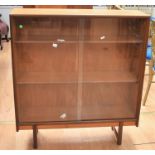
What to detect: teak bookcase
<box><xmin>10</xmin><ymin>8</ymin><xmax>150</xmax><ymax>148</ymax></box>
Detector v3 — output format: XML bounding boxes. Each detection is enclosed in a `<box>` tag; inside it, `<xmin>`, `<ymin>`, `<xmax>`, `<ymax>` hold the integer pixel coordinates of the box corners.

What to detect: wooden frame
<box><xmin>10</xmin><ymin>8</ymin><xmax>150</xmax><ymax>149</ymax></box>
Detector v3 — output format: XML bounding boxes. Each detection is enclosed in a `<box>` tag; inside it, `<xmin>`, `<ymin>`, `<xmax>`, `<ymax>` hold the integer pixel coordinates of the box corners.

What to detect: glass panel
<box><xmin>13</xmin><ymin>43</ymin><xmax>78</xmax><ymax>84</ymax></box>
<box><xmin>81</xmin><ymin>83</ymin><xmax>138</xmax><ymax>120</ymax></box>
<box><xmin>13</xmin><ymin>17</ymin><xmax>79</xmax><ymax>42</ymax></box>
<box><xmin>79</xmin><ymin>17</ymin><xmax>143</xmax><ymax>121</ymax></box>
<box><xmin>83</xmin><ymin>17</ymin><xmax>144</xmax><ymax>43</ymax></box>
<box><xmin>82</xmin><ymin>43</ymin><xmax>141</xmax><ymax>83</ymax></box>
<box><xmin>16</xmin><ymin>84</ymin><xmax>78</xmax><ymax>122</ymax></box>
<box><xmin>13</xmin><ymin>16</ymin><xmax>145</xmax><ymax>124</ymax></box>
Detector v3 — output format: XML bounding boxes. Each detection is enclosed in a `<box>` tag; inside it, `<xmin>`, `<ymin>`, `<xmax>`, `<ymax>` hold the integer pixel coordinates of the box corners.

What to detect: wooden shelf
<box><xmin>15</xmin><ymin>71</ymin><xmax>137</xmax><ymax>84</ymax></box>
<box><xmin>83</xmin><ymin>34</ymin><xmax>143</xmax><ymax>43</ymax></box>
<box><xmin>13</xmin><ymin>34</ymin><xmax>143</xmax><ymax>44</ymax></box>
<box><xmin>14</xmin><ymin>34</ymin><xmax>79</xmax><ymax>43</ymax></box>
<box><xmin>83</xmin><ymin>71</ymin><xmax>138</xmax><ymax>83</ymax></box>
<box><xmin>16</xmin><ymin>72</ymin><xmax>78</xmax><ymax>84</ymax></box>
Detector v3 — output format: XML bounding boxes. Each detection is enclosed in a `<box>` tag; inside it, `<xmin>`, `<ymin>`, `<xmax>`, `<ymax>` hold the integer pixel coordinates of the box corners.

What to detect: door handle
<box><xmin>100</xmin><ymin>35</ymin><xmax>106</xmax><ymax>40</ymax></box>
<box><xmin>52</xmin><ymin>42</ymin><xmax>58</xmax><ymax>48</ymax></box>
<box><xmin>52</xmin><ymin>39</ymin><xmax>65</xmax><ymax>48</ymax></box>
<box><xmin>57</xmin><ymin>39</ymin><xmax>65</xmax><ymax>43</ymax></box>
<box><xmin>60</xmin><ymin>113</ymin><xmax>67</xmax><ymax>119</ymax></box>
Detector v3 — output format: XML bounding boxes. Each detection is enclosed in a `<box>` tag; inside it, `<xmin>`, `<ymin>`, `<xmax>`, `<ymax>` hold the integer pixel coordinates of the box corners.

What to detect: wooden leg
<box><xmin>111</xmin><ymin>126</ymin><xmax>114</xmax><ymax>131</ymax></box>
<box><xmin>16</xmin><ymin>124</ymin><xmax>19</xmax><ymax>132</ymax></box>
<box><xmin>143</xmin><ymin>60</ymin><xmax>154</xmax><ymax>106</ymax></box>
<box><xmin>117</xmin><ymin>122</ymin><xmax>123</xmax><ymax>145</ymax></box>
<box><xmin>36</xmin><ymin>127</ymin><xmax>38</xmax><ymax>134</ymax></box>
<box><xmin>111</xmin><ymin>122</ymin><xmax>123</xmax><ymax>145</ymax></box>
<box><xmin>33</xmin><ymin>125</ymin><xmax>38</xmax><ymax>149</ymax></box>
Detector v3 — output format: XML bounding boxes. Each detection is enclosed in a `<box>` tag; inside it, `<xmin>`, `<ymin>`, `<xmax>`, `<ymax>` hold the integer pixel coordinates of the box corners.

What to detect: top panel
<box><xmin>10</xmin><ymin>8</ymin><xmax>149</xmax><ymax>17</ymax></box>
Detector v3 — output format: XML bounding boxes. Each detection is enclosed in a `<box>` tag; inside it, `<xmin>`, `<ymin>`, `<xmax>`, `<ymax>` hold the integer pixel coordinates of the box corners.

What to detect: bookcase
<box><xmin>10</xmin><ymin>8</ymin><xmax>150</xmax><ymax>148</ymax></box>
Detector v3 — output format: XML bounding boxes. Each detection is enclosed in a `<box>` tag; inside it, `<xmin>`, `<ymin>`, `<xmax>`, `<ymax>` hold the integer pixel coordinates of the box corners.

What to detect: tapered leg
<box><xmin>33</xmin><ymin>125</ymin><xmax>38</xmax><ymax>149</ymax></box>
<box><xmin>111</xmin><ymin>122</ymin><xmax>123</xmax><ymax>145</ymax></box>
<box><xmin>16</xmin><ymin>124</ymin><xmax>19</xmax><ymax>132</ymax></box>
<box><xmin>117</xmin><ymin>122</ymin><xmax>123</xmax><ymax>145</ymax></box>
<box><xmin>143</xmin><ymin>60</ymin><xmax>154</xmax><ymax>106</ymax></box>
<box><xmin>111</xmin><ymin>126</ymin><xmax>115</xmax><ymax>131</ymax></box>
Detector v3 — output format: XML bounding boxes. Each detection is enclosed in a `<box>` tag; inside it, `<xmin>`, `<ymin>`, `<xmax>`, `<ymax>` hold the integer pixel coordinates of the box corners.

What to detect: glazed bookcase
<box><xmin>10</xmin><ymin>8</ymin><xmax>150</xmax><ymax>148</ymax></box>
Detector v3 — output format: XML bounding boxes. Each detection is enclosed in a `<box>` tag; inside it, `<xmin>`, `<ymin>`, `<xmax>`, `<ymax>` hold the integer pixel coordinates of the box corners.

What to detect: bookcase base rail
<box><xmin>17</xmin><ymin>121</ymin><xmax>135</xmax><ymax>149</ymax></box>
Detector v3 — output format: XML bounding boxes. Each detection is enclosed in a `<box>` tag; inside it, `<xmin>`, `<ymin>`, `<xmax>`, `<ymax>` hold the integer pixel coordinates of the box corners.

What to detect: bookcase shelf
<box><xmin>10</xmin><ymin>8</ymin><xmax>149</xmax><ymax>148</ymax></box>
<box><xmin>14</xmin><ymin>34</ymin><xmax>143</xmax><ymax>43</ymax></box>
<box><xmin>15</xmin><ymin>71</ymin><xmax>138</xmax><ymax>84</ymax></box>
